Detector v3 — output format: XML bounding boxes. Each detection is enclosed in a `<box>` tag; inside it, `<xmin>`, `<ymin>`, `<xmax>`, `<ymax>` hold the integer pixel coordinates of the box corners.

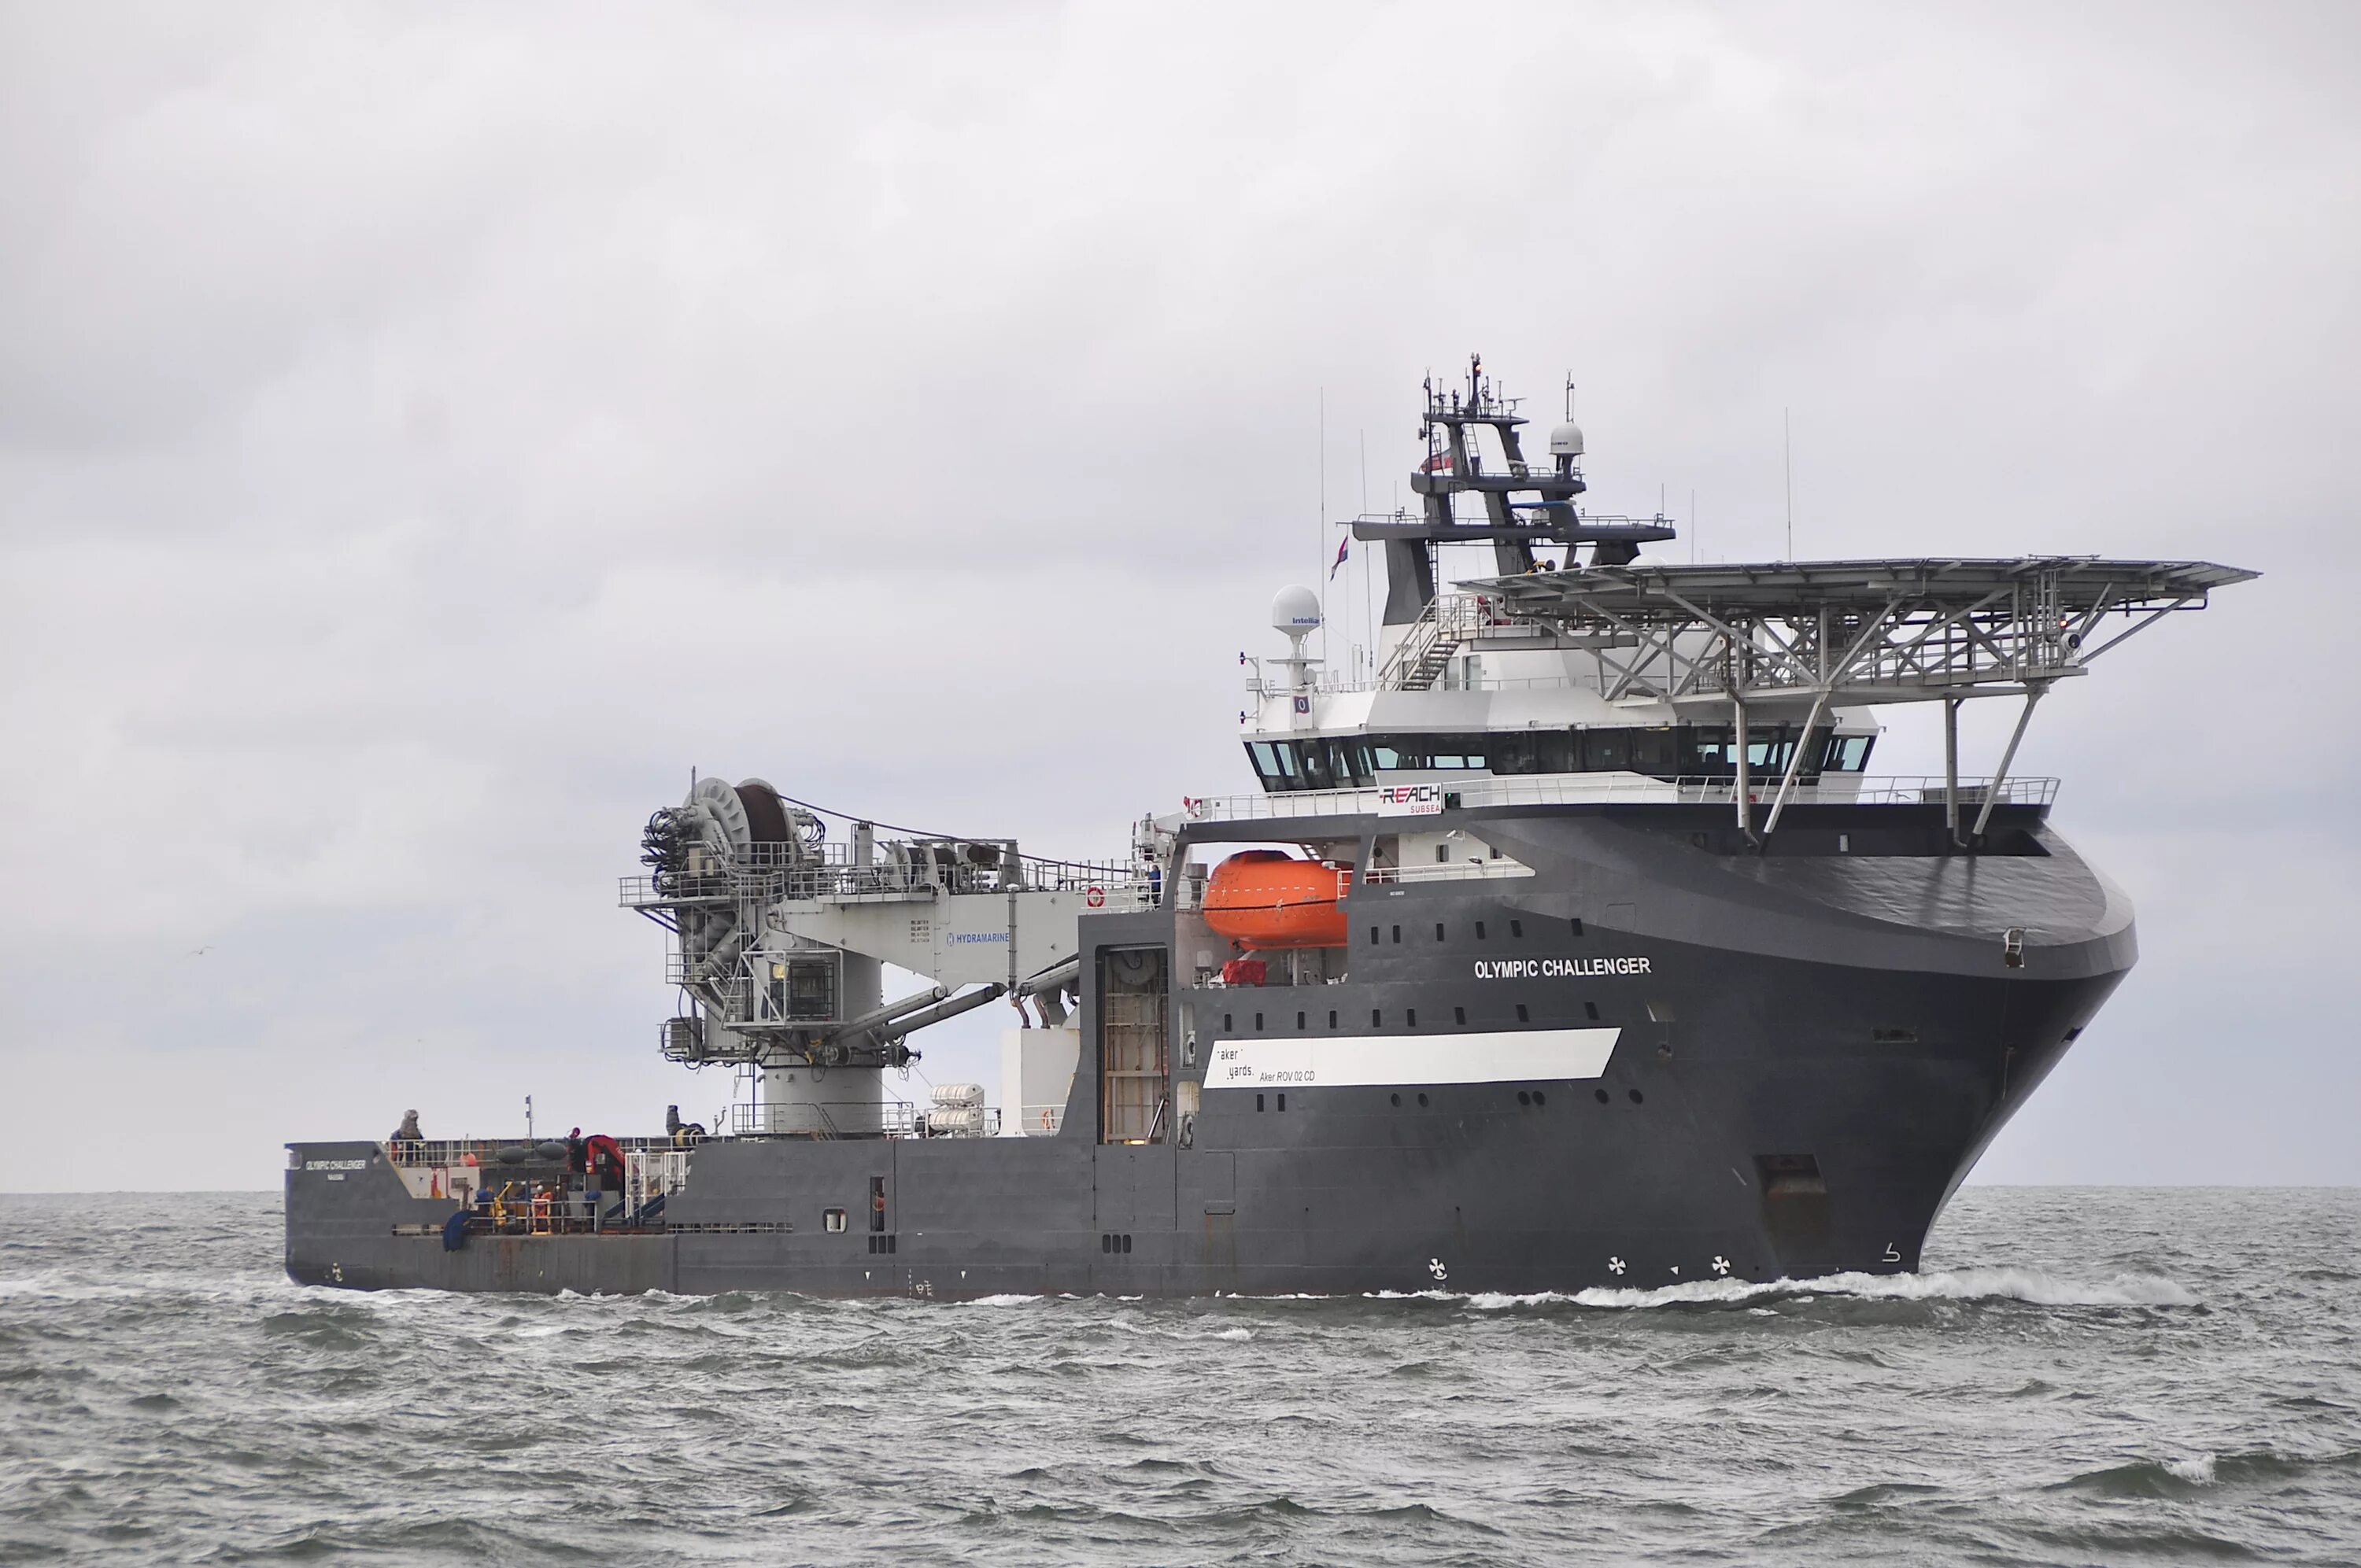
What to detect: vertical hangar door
<box><xmin>1099</xmin><ymin>947</ymin><xmax>1169</xmax><ymax>1144</ymax></box>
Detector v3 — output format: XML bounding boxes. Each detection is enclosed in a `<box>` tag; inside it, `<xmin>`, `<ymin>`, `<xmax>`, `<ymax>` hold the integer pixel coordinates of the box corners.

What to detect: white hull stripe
<box><xmin>1205</xmin><ymin>1028</ymin><xmax>1621</xmax><ymax>1090</ymax></box>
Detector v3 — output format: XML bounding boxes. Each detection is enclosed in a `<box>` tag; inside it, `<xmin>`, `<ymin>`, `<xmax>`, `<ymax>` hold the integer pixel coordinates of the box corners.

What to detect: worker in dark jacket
<box><xmin>390</xmin><ymin>1109</ymin><xmax>424</xmax><ymax>1161</ymax></box>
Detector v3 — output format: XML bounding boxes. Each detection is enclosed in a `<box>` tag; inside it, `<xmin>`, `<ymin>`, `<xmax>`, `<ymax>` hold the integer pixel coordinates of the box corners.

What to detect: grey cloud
<box><xmin>2</xmin><ymin>2</ymin><xmax>2352</xmax><ymax>1190</ymax></box>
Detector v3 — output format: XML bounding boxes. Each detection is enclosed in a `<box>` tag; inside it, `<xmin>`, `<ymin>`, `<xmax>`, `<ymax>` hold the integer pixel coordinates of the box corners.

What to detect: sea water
<box><xmin>2</xmin><ymin>1186</ymin><xmax>2356</xmax><ymax>1564</ymax></box>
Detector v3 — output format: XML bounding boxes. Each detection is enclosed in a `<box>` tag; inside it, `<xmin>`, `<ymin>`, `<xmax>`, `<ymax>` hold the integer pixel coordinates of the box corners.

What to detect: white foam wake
<box><xmin>1557</xmin><ymin>1265</ymin><xmax>2196</xmax><ymax>1310</ymax></box>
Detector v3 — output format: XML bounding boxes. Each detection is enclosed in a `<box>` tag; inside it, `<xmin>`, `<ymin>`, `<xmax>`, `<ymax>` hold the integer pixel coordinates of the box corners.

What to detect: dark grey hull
<box><xmin>286</xmin><ymin>802</ymin><xmax>2131</xmax><ymax>1298</ymax></box>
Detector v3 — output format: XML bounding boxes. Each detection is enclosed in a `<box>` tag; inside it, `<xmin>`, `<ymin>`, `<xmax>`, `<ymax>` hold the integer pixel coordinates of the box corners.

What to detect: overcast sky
<box><xmin>3</xmin><ymin>2</ymin><xmax>2355</xmax><ymax>1192</ymax></box>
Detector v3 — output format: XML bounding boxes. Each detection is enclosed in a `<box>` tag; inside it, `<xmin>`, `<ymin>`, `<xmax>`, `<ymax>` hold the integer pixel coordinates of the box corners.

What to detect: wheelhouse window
<box><xmin>1824</xmin><ymin>733</ymin><xmax>1874</xmax><ymax>771</ymax></box>
<box><xmin>1243</xmin><ymin>725</ymin><xmax>1872</xmax><ymax>790</ymax></box>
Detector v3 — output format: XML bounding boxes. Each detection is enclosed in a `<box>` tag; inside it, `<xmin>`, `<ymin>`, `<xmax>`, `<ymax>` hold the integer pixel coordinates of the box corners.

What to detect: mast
<box><xmin>1369</xmin><ymin>356</ymin><xmax>1673</xmax><ymax>626</ymax></box>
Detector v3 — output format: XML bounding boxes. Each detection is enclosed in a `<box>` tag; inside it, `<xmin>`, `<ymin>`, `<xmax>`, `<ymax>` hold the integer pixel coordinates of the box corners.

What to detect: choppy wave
<box><xmin>2</xmin><ymin>1188</ymin><xmax>2356</xmax><ymax>1566</ymax></box>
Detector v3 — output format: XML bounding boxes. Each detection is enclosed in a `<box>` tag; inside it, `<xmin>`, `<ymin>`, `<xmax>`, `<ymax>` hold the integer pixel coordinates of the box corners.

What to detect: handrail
<box><xmin>726</xmin><ymin>1100</ymin><xmax>918</xmax><ymax>1138</ymax></box>
<box><xmin>1181</xmin><ymin>773</ymin><xmax>2058</xmax><ymax>825</ymax></box>
<box><xmin>379</xmin><ymin>1134</ymin><xmax>691</xmax><ymax>1166</ymax></box>
<box><xmin>623</xmin><ymin>854</ymin><xmax>1154</xmax><ymax>910</ymax></box>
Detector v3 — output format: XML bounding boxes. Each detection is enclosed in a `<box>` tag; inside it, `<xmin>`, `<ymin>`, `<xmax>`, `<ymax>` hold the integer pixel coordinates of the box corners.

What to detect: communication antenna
<box><xmin>1783</xmin><ymin>407</ymin><xmax>1794</xmax><ymax>560</ymax></box>
<box><xmin>525</xmin><ymin>1094</ymin><xmax>534</xmax><ymax>1140</ymax></box>
<box><xmin>1358</xmin><ymin>426</ymin><xmax>1369</xmax><ymax>673</ymax></box>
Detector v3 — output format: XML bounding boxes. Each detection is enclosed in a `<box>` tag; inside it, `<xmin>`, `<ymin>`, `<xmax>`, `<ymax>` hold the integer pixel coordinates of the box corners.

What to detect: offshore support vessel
<box><xmin>286</xmin><ymin>359</ymin><xmax>2252</xmax><ymax>1297</ymax></box>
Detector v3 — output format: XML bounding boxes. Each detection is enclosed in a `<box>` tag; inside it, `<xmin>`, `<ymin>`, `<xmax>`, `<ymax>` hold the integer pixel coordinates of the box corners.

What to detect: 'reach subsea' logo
<box><xmin>1375</xmin><ymin>783</ymin><xmax>1445</xmax><ymax>817</ymax></box>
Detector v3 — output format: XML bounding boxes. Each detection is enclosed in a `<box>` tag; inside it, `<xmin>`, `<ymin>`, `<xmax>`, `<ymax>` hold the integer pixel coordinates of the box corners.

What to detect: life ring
<box><xmin>1084</xmin><ymin>885</ymin><xmax>1105</xmax><ymax>908</ymax></box>
<box><xmin>1038</xmin><ymin>1107</ymin><xmax>1055</xmax><ymax>1131</ymax></box>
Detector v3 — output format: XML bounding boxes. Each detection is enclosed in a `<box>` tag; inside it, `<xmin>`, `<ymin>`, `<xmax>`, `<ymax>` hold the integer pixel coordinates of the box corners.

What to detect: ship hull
<box><xmin>286</xmin><ymin>802</ymin><xmax>2131</xmax><ymax>1298</ymax></box>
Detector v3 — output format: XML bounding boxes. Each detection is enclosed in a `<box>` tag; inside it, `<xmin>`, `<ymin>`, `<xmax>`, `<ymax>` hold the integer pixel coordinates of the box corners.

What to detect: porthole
<box><xmin>1254</xmin><ymin>1013</ymin><xmax>1264</xmax><ymax>1030</ymax></box>
<box><xmin>1417</xmin><ymin>1092</ymin><xmax>1429</xmax><ymax>1108</ymax></box>
<box><xmin>1594</xmin><ymin>1088</ymin><xmax>1609</xmax><ymax>1105</ymax></box>
<box><xmin>1584</xmin><ymin>1002</ymin><xmax>1600</xmax><ymax>1021</ymax></box>
<box><xmin>1369</xmin><ymin>925</ymin><xmax>1380</xmax><ymax>944</ymax></box>
<box><xmin>1328</xmin><ymin>1009</ymin><xmax>1338</xmax><ymax>1028</ymax></box>
<box><xmin>1406</xmin><ymin>1008</ymin><xmax>1418</xmax><ymax>1028</ymax></box>
<box><xmin>1628</xmin><ymin>1088</ymin><xmax>1645</xmax><ymax>1105</ymax></box>
<box><xmin>1391</xmin><ymin>925</ymin><xmax>1402</xmax><ymax>944</ymax></box>
<box><xmin>1476</xmin><ymin>921</ymin><xmax>1487</xmax><ymax>940</ymax></box>
<box><xmin>1371</xmin><ymin>1009</ymin><xmax>1382</xmax><ymax>1028</ymax></box>
<box><xmin>1434</xmin><ymin>923</ymin><xmax>1447</xmax><ymax>942</ymax></box>
<box><xmin>1571</xmin><ymin>917</ymin><xmax>1585</xmax><ymax>937</ymax></box>
<box><xmin>1515</xmin><ymin>1004</ymin><xmax>1529</xmax><ymax>1023</ymax></box>
<box><xmin>1256</xmin><ymin>1094</ymin><xmax>1265</xmax><ymax>1112</ymax></box>
<box><xmin>1296</xmin><ymin>1011</ymin><xmax>1306</xmax><ymax>1030</ymax></box>
<box><xmin>1510</xmin><ymin>919</ymin><xmax>1524</xmax><ymax>939</ymax></box>
<box><xmin>1224</xmin><ymin>1013</ymin><xmax>1233</xmax><ymax>1031</ymax></box>
<box><xmin>1533</xmin><ymin>1090</ymin><xmax>1546</xmax><ymax>1106</ymax></box>
<box><xmin>1277</xmin><ymin>1094</ymin><xmax>1287</xmax><ymax>1112</ymax></box>
<box><xmin>1390</xmin><ymin>1092</ymin><xmax>1402</xmax><ymax>1108</ymax></box>
<box><xmin>1517</xmin><ymin>1090</ymin><xmax>1532</xmax><ymax>1106</ymax></box>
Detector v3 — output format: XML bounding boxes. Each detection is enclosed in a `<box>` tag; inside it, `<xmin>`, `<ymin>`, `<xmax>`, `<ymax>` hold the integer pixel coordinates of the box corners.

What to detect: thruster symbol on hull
<box><xmin>1427</xmin><ymin>1257</ymin><xmax>1448</xmax><ymax>1282</ymax></box>
<box><xmin>1607</xmin><ymin>1256</ymin><xmax>1627</xmax><ymax>1275</ymax></box>
<box><xmin>1712</xmin><ymin>1256</ymin><xmax>1731</xmax><ymax>1275</ymax></box>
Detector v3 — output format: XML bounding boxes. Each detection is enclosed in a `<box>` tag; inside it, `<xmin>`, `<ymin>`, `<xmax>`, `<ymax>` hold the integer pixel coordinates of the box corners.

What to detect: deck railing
<box><xmin>1182</xmin><ymin>773</ymin><xmax>2057</xmax><ymax>825</ymax></box>
<box><xmin>379</xmin><ymin>1134</ymin><xmax>692</xmax><ymax>1167</ymax></box>
<box><xmin>726</xmin><ymin>1100</ymin><xmax>918</xmax><ymax>1138</ymax></box>
<box><xmin>621</xmin><ymin>852</ymin><xmax>1153</xmax><ymax>911</ymax></box>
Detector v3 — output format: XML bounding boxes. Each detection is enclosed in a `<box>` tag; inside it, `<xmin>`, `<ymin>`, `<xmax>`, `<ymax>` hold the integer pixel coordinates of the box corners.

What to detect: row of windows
<box><xmin>1247</xmin><ymin>725</ymin><xmax>1875</xmax><ymax>792</ymax></box>
<box><xmin>1221</xmin><ymin>999</ymin><xmax>1606</xmax><ymax>1032</ymax></box>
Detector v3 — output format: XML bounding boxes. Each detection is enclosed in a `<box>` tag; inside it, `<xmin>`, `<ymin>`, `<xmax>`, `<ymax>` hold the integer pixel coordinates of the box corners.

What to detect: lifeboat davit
<box><xmin>1202</xmin><ymin>850</ymin><xmax>1351</xmax><ymax>950</ymax></box>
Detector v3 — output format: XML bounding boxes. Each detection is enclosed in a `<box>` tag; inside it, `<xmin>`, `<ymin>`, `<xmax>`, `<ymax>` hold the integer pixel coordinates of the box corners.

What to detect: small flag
<box><xmin>1419</xmin><ymin>449</ymin><xmax>1455</xmax><ymax>474</ymax></box>
<box><xmin>1329</xmin><ymin>533</ymin><xmax>1350</xmax><ymax>579</ymax></box>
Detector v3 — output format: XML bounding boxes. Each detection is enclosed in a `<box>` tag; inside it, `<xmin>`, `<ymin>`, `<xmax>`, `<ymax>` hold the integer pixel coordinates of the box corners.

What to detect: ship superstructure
<box><xmin>286</xmin><ymin>360</ymin><xmax>2253</xmax><ymax>1298</ymax></box>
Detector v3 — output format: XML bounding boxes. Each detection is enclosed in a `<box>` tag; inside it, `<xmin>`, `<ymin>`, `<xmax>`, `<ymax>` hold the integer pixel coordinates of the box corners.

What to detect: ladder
<box><xmin>1379</xmin><ymin>595</ymin><xmax>1483</xmax><ymax>691</ymax></box>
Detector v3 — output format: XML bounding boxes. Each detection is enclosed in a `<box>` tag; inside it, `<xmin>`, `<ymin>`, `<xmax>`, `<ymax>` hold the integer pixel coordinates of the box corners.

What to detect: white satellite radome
<box><xmin>1548</xmin><ymin>421</ymin><xmax>1586</xmax><ymax>458</ymax></box>
<box><xmin>1270</xmin><ymin>585</ymin><xmax>1322</xmax><ymax>637</ymax></box>
<box><xmin>1629</xmin><ymin>552</ymin><xmax>1672</xmax><ymax>567</ymax></box>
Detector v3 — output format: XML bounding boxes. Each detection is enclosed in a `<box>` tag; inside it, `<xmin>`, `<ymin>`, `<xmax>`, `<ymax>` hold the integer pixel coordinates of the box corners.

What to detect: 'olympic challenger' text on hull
<box><xmin>286</xmin><ymin>360</ymin><xmax>2249</xmax><ymax>1298</ymax></box>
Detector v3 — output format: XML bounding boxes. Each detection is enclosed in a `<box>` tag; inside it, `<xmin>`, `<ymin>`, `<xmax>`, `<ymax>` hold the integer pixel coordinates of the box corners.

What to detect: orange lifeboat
<box><xmin>1202</xmin><ymin>850</ymin><xmax>1351</xmax><ymax>950</ymax></box>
